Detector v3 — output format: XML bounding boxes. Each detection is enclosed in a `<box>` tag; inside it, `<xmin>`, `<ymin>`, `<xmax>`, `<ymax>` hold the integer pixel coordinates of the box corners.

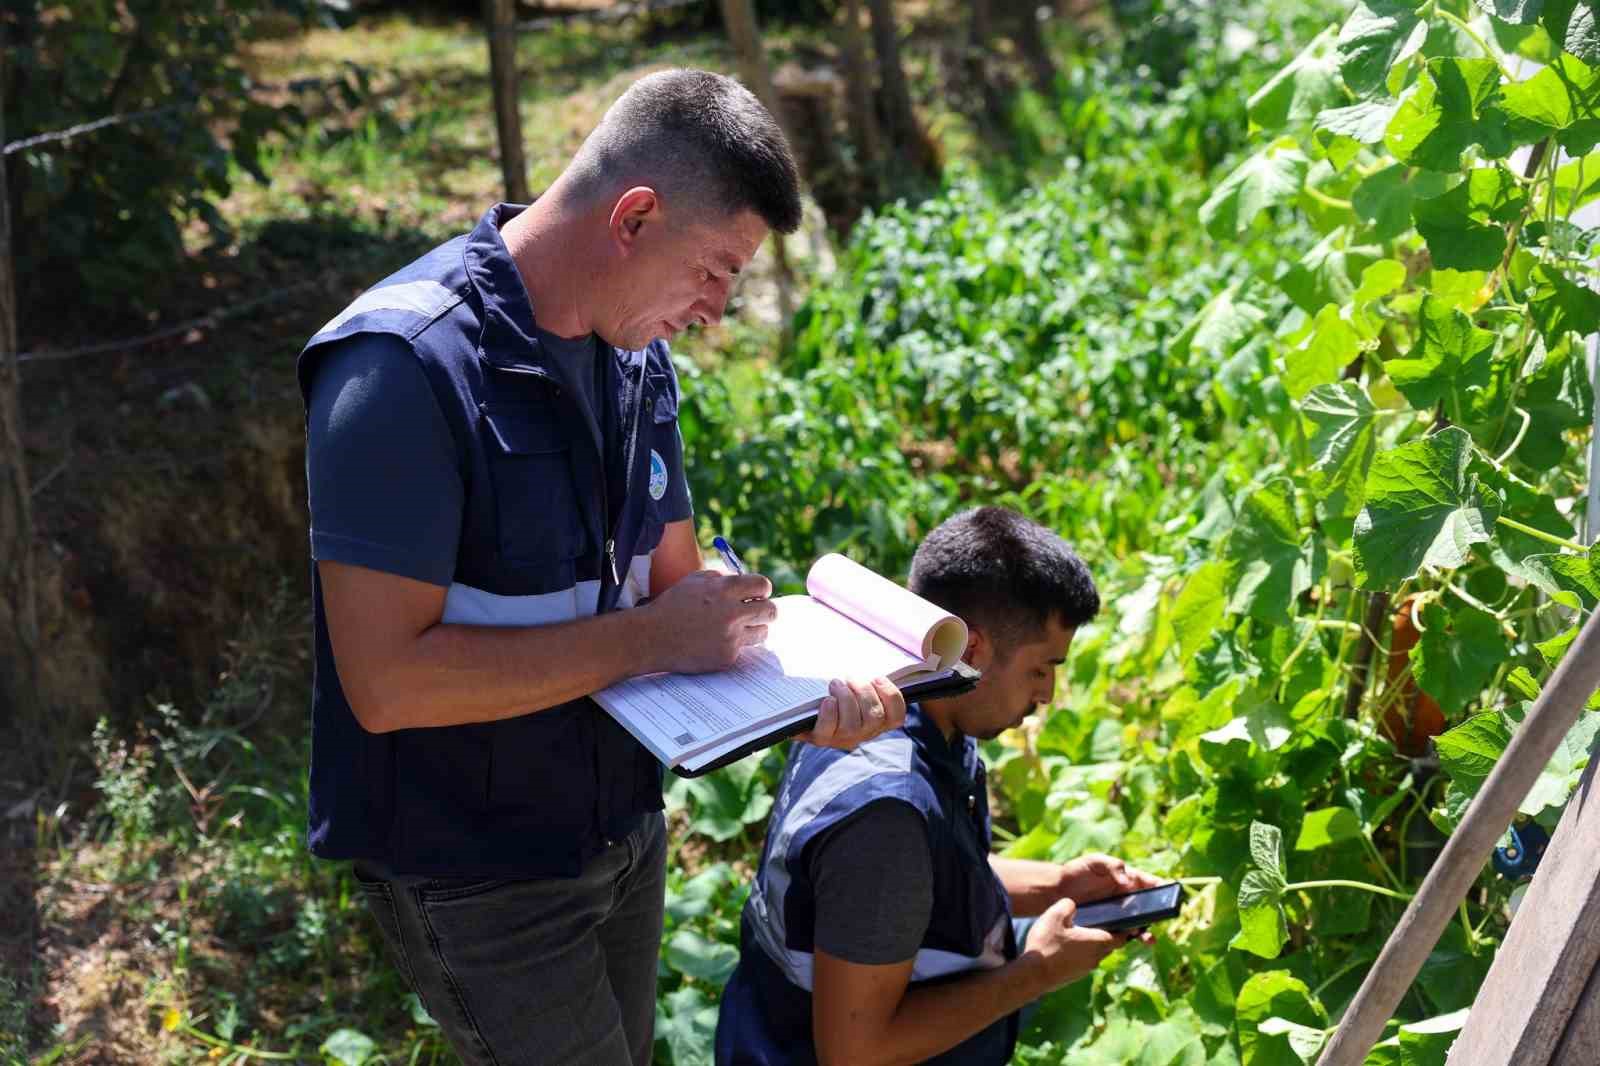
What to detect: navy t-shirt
<box><xmin>306</xmin><ymin>333</ymin><xmax>693</xmax><ymax>591</ymax></box>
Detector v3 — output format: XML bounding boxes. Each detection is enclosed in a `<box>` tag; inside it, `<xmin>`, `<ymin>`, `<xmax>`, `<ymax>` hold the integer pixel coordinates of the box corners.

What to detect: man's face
<box><xmin>601</xmin><ymin>204</ymin><xmax>768</xmax><ymax>350</ymax></box>
<box><xmin>957</xmin><ymin>616</ymin><xmax>1076</xmax><ymax>741</ymax></box>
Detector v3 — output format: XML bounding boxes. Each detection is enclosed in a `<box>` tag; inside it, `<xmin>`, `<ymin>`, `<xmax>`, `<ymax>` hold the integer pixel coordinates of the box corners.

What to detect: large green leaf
<box><xmin>1225</xmin><ymin>480</ymin><xmax>1317</xmax><ymax>624</ymax></box>
<box><xmin>663</xmin><ymin>929</ymin><xmax>739</xmax><ymax>986</ymax></box>
<box><xmin>1201</xmin><ymin>139</ymin><xmax>1311</xmax><ymax>238</ymax></box>
<box><xmin>1521</xmin><ymin>547</ymin><xmax>1600</xmax><ymax>607</ymax></box>
<box><xmin>1495</xmin><ymin>53</ymin><xmax>1600</xmax><ymax>148</ymax></box>
<box><xmin>1354</xmin><ymin>165</ymin><xmax>1452</xmax><ymax>241</ymax></box>
<box><xmin>1435</xmin><ymin>710</ymin><xmax>1512</xmax><ymax>791</ymax></box>
<box><xmin>1477</xmin><ymin>0</ymin><xmax>1545</xmax><ymax>22</ymax></box>
<box><xmin>1528</xmin><ymin>263</ymin><xmax>1600</xmax><ymax>341</ymax></box>
<box><xmin>1278</xmin><ymin>230</ymin><xmax>1378</xmax><ymax>316</ymax></box>
<box><xmin>1397</xmin><ymin>1009</ymin><xmax>1470</xmax><ymax>1066</ymax></box>
<box><xmin>1382</xmin><ymin>297</ymin><xmax>1497</xmax><ymax>423</ymax></box>
<box><xmin>1286</xmin><ymin>308</ymin><xmax>1360</xmax><ymax>401</ymax></box>
<box><xmin>1385</xmin><ymin>58</ymin><xmax>1512</xmax><ymax>171</ymax></box>
<box><xmin>1251</xmin><ymin>29</ymin><xmax>1346</xmax><ymax>131</ymax></box>
<box><xmin>1521</xmin><ymin>709</ymin><xmax>1600</xmax><ymax>815</ymax></box>
<box><xmin>1302</xmin><ymin>382</ymin><xmax>1380</xmax><ymax>511</ymax></box>
<box><xmin>1172</xmin><ymin>560</ymin><xmax>1232</xmax><ymax>660</ymax></box>
<box><xmin>1295</xmin><ymin>807</ymin><xmax>1363</xmax><ymax>850</ymax></box>
<box><xmin>1353</xmin><ymin>428</ymin><xmax>1503</xmax><ymax>587</ymax></box>
<box><xmin>320</xmin><ymin>1030</ymin><xmax>377</xmax><ymax>1066</ymax></box>
<box><xmin>1339</xmin><ymin>0</ymin><xmax>1426</xmax><ymax>96</ymax></box>
<box><xmin>1504</xmin><ymin>331</ymin><xmax>1596</xmax><ymax>469</ymax></box>
<box><xmin>1232</xmin><ymin>822</ymin><xmax>1291</xmax><ymax>959</ymax></box>
<box><xmin>1410</xmin><ymin>165</ymin><xmax>1527</xmax><ymax>271</ymax></box>
<box><xmin>1411</xmin><ymin>602</ymin><xmax>1509</xmax><ymax>712</ymax></box>
<box><xmin>1176</xmin><ymin>282</ymin><xmax>1269</xmax><ymax>359</ymax></box>
<box><xmin>1237</xmin><ymin>971</ymin><xmax>1327</xmax><ymax>1066</ymax></box>
<box><xmin>1545</xmin><ymin>0</ymin><xmax>1600</xmax><ymax>64</ymax></box>
<box><xmin>657</xmin><ymin>985</ymin><xmax>719</xmax><ymax>1065</ymax></box>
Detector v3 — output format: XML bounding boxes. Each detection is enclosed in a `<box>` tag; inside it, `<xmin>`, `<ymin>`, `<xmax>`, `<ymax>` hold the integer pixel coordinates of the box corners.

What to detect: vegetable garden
<box><xmin>660</xmin><ymin>1</ymin><xmax>1600</xmax><ymax>1062</ymax></box>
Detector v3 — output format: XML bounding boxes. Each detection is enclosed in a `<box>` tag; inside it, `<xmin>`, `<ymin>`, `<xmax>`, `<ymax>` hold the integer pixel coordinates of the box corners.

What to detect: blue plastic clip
<box><xmin>1492</xmin><ymin>821</ymin><xmax>1550</xmax><ymax>880</ymax></box>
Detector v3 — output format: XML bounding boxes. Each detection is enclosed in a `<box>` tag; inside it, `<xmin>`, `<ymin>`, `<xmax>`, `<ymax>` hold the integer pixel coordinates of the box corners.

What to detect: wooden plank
<box><xmin>1446</xmin><ymin>739</ymin><xmax>1600</xmax><ymax>1064</ymax></box>
<box><xmin>1550</xmin><ymin>958</ymin><xmax>1600</xmax><ymax>1065</ymax></box>
<box><xmin>1318</xmin><ymin>608</ymin><xmax>1600</xmax><ymax>1066</ymax></box>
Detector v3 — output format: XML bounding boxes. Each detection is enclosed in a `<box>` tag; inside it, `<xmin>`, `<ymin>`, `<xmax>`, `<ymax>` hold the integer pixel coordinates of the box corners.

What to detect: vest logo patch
<box><xmin>648</xmin><ymin>449</ymin><xmax>669</xmax><ymax>501</ymax></box>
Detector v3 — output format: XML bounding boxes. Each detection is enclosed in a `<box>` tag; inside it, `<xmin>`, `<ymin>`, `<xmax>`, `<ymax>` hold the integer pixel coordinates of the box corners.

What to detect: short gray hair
<box><xmin>565</xmin><ymin>68</ymin><xmax>802</xmax><ymax>234</ymax></box>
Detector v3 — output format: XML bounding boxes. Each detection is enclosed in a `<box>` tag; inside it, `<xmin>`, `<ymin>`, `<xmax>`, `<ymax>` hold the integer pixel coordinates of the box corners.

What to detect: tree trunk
<box><xmin>838</xmin><ymin>0</ymin><xmax>884</xmax><ymax>199</ymax></box>
<box><xmin>484</xmin><ymin>0</ymin><xmax>530</xmax><ymax>204</ymax></box>
<box><xmin>715</xmin><ymin>0</ymin><xmax>794</xmax><ymax>337</ymax></box>
<box><xmin>863</xmin><ymin>0</ymin><xmax>938</xmax><ymax>179</ymax></box>
<box><xmin>0</xmin><ymin>75</ymin><xmax>40</xmax><ymax>720</ymax></box>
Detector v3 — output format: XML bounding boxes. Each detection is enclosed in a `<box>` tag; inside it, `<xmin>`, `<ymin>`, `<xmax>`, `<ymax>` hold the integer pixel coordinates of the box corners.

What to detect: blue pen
<box><xmin>712</xmin><ymin>535</ymin><xmax>746</xmax><ymax>575</ymax></box>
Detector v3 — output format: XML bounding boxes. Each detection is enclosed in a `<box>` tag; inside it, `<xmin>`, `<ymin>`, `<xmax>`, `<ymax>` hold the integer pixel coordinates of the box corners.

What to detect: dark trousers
<box><xmin>355</xmin><ymin>812</ymin><xmax>668</xmax><ymax>1066</ymax></box>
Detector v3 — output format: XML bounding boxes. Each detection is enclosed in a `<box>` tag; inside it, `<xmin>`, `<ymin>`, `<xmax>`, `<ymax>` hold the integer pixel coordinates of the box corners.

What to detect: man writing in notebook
<box><xmin>716</xmin><ymin>506</ymin><xmax>1159</xmax><ymax>1065</ymax></box>
<box><xmin>297</xmin><ymin>70</ymin><xmax>904</xmax><ymax>1066</ymax></box>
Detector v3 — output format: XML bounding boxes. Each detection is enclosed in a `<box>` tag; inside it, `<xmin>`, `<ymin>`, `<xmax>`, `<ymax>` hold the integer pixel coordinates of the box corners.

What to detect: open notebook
<box><xmin>592</xmin><ymin>553</ymin><xmax>977</xmax><ymax>776</ymax></box>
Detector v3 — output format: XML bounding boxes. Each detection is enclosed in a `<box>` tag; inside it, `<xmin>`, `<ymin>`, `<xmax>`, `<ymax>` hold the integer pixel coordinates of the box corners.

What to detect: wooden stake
<box><xmin>1316</xmin><ymin>608</ymin><xmax>1600</xmax><ymax>1066</ymax></box>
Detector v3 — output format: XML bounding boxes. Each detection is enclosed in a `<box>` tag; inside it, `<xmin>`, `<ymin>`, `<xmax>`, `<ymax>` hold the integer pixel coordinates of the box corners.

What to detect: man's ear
<box><xmin>609</xmin><ymin>186</ymin><xmax>662</xmax><ymax>253</ymax></box>
<box><xmin>963</xmin><ymin>626</ymin><xmax>993</xmax><ymax>671</ymax></box>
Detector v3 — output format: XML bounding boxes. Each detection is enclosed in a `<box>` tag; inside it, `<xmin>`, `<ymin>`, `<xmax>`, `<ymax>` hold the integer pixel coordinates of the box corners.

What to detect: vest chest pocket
<box><xmin>480</xmin><ymin>404</ymin><xmax>585</xmax><ymax>566</ymax></box>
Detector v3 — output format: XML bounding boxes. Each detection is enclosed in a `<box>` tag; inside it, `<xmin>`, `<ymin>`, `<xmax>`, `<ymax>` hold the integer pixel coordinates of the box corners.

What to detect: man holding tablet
<box><xmin>716</xmin><ymin>507</ymin><xmax>1164</xmax><ymax>1065</ymax></box>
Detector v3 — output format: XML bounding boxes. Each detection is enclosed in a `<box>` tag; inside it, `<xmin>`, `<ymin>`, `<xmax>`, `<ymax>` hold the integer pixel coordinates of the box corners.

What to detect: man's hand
<box><xmin>1027</xmin><ymin>897</ymin><xmax>1125</xmax><ymax>988</ymax></box>
<box><xmin>1058</xmin><ymin>853</ymin><xmax>1163</xmax><ymax>904</ymax></box>
<box><xmin>797</xmin><ymin>676</ymin><xmax>906</xmax><ymax>751</ymax></box>
<box><xmin>641</xmin><ymin>570</ymin><xmax>777</xmax><ymax>673</ymax></box>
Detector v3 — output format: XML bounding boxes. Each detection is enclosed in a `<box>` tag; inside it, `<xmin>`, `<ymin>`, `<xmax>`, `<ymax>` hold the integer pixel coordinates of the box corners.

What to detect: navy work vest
<box><xmin>715</xmin><ymin>705</ymin><xmax>1020</xmax><ymax>1065</ymax></box>
<box><xmin>297</xmin><ymin>203</ymin><xmax>676</xmax><ymax>877</ymax></box>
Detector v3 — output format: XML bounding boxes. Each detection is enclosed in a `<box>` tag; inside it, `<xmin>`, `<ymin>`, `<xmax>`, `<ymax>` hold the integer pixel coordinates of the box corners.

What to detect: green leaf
<box><xmin>1201</xmin><ymin>139</ymin><xmax>1311</xmax><ymax>238</ymax></box>
<box><xmin>1173</xmin><ymin>561</ymin><xmax>1233</xmax><ymax>660</ymax></box>
<box><xmin>1353</xmin><ymin>428</ymin><xmax>1502</xmax><ymax>588</ymax></box>
<box><xmin>1251</xmin><ymin>29</ymin><xmax>1347</xmax><ymax>131</ymax></box>
<box><xmin>1411</xmin><ymin>603</ymin><xmax>1509</xmax><ymax>713</ymax></box>
<box><xmin>1225</xmin><ymin>480</ymin><xmax>1316</xmax><ymax>625</ymax></box>
<box><xmin>1355</xmin><ymin>164</ymin><xmax>1452</xmax><ymax>241</ymax></box>
<box><xmin>1547</xmin><ymin>0</ymin><xmax>1600</xmax><ymax>64</ymax></box>
<box><xmin>1202</xmin><ymin>701</ymin><xmax>1297</xmax><ymax>754</ymax></box>
<box><xmin>1279</xmin><ymin>229</ymin><xmax>1377</xmax><ymax>315</ymax></box>
<box><xmin>664</xmin><ymin>928</ymin><xmax>739</xmax><ymax>986</ymax></box>
<box><xmin>1477</xmin><ymin>0</ymin><xmax>1545</xmax><ymax>23</ymax></box>
<box><xmin>1522</xmin><ymin>548</ymin><xmax>1600</xmax><ymax>607</ymax></box>
<box><xmin>1302</xmin><ymin>382</ymin><xmax>1380</xmax><ymax>512</ymax></box>
<box><xmin>1316</xmin><ymin>100</ymin><xmax>1403</xmax><ymax>146</ymax></box>
<box><xmin>1496</xmin><ymin>53</ymin><xmax>1600</xmax><ymax>147</ymax></box>
<box><xmin>1251</xmin><ymin>820</ymin><xmax>1288</xmax><ymax>877</ymax></box>
<box><xmin>1397</xmin><ymin>1009</ymin><xmax>1471</xmax><ymax>1066</ymax></box>
<box><xmin>1529</xmin><ymin>263</ymin><xmax>1600</xmax><ymax>342</ymax></box>
<box><xmin>1287</xmin><ymin>307</ymin><xmax>1361</xmax><ymax>400</ymax></box>
<box><xmin>1257</xmin><ymin>1017</ymin><xmax>1328</xmax><ymax>1064</ymax></box>
<box><xmin>1385</xmin><ymin>58</ymin><xmax>1512</xmax><ymax>171</ymax></box>
<box><xmin>1521</xmin><ymin>710</ymin><xmax>1600</xmax><ymax>815</ymax></box>
<box><xmin>1339</xmin><ymin>0</ymin><xmax>1427</xmax><ymax>96</ymax></box>
<box><xmin>1411</xmin><ymin>165</ymin><xmax>1527</xmax><ymax>271</ymax></box>
<box><xmin>1389</xmin><ymin>296</ymin><xmax>1499</xmax><ymax>430</ymax></box>
<box><xmin>320</xmin><ymin>1030</ymin><xmax>377</xmax><ymax>1066</ymax></box>
<box><xmin>1237</xmin><ymin>971</ymin><xmax>1328</xmax><ymax>1066</ymax></box>
<box><xmin>657</xmin><ymin>985</ymin><xmax>720</xmax><ymax>1065</ymax></box>
<box><xmin>1506</xmin><ymin>331</ymin><xmax>1595</xmax><ymax>469</ymax></box>
<box><xmin>1295</xmin><ymin>807</ymin><xmax>1363</xmax><ymax>850</ymax></box>
<box><xmin>1177</xmin><ymin>282</ymin><xmax>1269</xmax><ymax>359</ymax></box>
<box><xmin>1435</xmin><ymin>710</ymin><xmax>1512</xmax><ymax>790</ymax></box>
<box><xmin>1232</xmin><ymin>870</ymin><xmax>1291</xmax><ymax>958</ymax></box>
